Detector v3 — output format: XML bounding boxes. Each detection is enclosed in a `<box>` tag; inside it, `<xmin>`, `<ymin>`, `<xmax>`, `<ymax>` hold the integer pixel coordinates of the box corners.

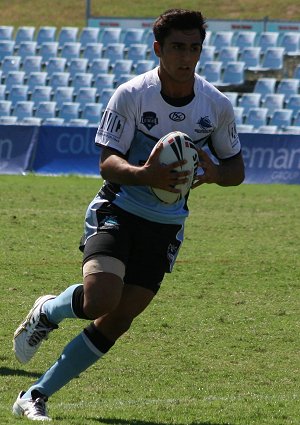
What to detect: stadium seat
<box><xmin>1</xmin><ymin>56</ymin><xmax>22</xmax><ymax>77</ymax></box>
<box><xmin>71</xmin><ymin>72</ymin><xmax>93</xmax><ymax>94</ymax></box>
<box><xmin>39</xmin><ymin>41</ymin><xmax>59</xmax><ymax>63</ymax></box>
<box><xmin>8</xmin><ymin>84</ymin><xmax>29</xmax><ymax>107</ymax></box>
<box><xmin>31</xmin><ymin>86</ymin><xmax>52</xmax><ymax>107</ymax></box>
<box><xmin>58</xmin><ymin>27</ymin><xmax>79</xmax><ymax>47</ymax></box>
<box><xmin>0</xmin><ymin>84</ymin><xmax>6</xmax><ymax>100</ymax></box>
<box><xmin>21</xmin><ymin>116</ymin><xmax>43</xmax><ymax>126</ymax></box>
<box><xmin>219</xmin><ymin>61</ymin><xmax>245</xmax><ymax>86</ymax></box>
<box><xmin>99</xmin><ymin>88</ymin><xmax>115</xmax><ymax>108</ymax></box>
<box><xmin>112</xmin><ymin>59</ymin><xmax>133</xmax><ymax>78</ymax></box>
<box><xmin>13</xmin><ymin>100</ymin><xmax>34</xmax><ymax>120</ymax></box>
<box><xmin>0</xmin><ymin>100</ymin><xmax>12</xmax><ymax>116</ymax></box>
<box><xmin>279</xmin><ymin>32</ymin><xmax>300</xmax><ymax>54</ymax></box>
<box><xmin>257</xmin><ymin>125</ymin><xmax>278</xmax><ymax>134</ymax></box>
<box><xmin>245</xmin><ymin>107</ymin><xmax>268</xmax><ymax>128</ymax></box>
<box><xmin>197</xmin><ymin>45</ymin><xmax>216</xmax><ymax>71</ymax></box>
<box><xmin>60</xmin><ymin>42</ymin><xmax>81</xmax><ymax>63</ymax></box>
<box><xmin>233</xmin><ymin>106</ymin><xmax>244</xmax><ymax>124</ymax></box>
<box><xmin>94</xmin><ymin>73</ymin><xmax>115</xmax><ymax>96</ymax></box>
<box><xmin>203</xmin><ymin>30</ymin><xmax>212</xmax><ymax>46</ymax></box>
<box><xmin>17</xmin><ymin>41</ymin><xmax>38</xmax><ymax>62</ymax></box>
<box><xmin>269</xmin><ymin>108</ymin><xmax>293</xmax><ymax>128</ymax></box>
<box><xmin>285</xmin><ymin>94</ymin><xmax>300</xmax><ymax>118</ymax></box>
<box><xmin>46</xmin><ymin>57</ymin><xmax>67</xmax><ymax>76</ymax></box>
<box><xmin>0</xmin><ymin>115</ymin><xmax>17</xmax><ymax>124</ymax></box>
<box><xmin>261</xmin><ymin>93</ymin><xmax>285</xmax><ymax>117</ymax></box>
<box><xmin>122</xmin><ymin>28</ymin><xmax>145</xmax><ymax>47</ymax></box>
<box><xmin>223</xmin><ymin>91</ymin><xmax>239</xmax><ymax>106</ymax></box>
<box><xmin>252</xmin><ymin>47</ymin><xmax>285</xmax><ymax>71</ymax></box>
<box><xmin>79</xmin><ymin>27</ymin><xmax>100</xmax><ymax>48</ymax></box>
<box><xmin>100</xmin><ymin>28</ymin><xmax>122</xmax><ymax>44</ymax></box>
<box><xmin>59</xmin><ymin>101</ymin><xmax>80</xmax><ymax>122</ymax></box>
<box><xmin>36</xmin><ymin>26</ymin><xmax>57</xmax><ymax>46</ymax></box>
<box><xmin>82</xmin><ymin>102</ymin><xmax>103</xmax><ymax>126</ymax></box>
<box><xmin>5</xmin><ymin>71</ymin><xmax>26</xmax><ymax>91</ymax></box>
<box><xmin>48</xmin><ymin>72</ymin><xmax>70</xmax><ymax>90</ymax></box>
<box><xmin>88</xmin><ymin>58</ymin><xmax>110</xmax><ymax>79</ymax></box>
<box><xmin>201</xmin><ymin>61</ymin><xmax>222</xmax><ymax>84</ymax></box>
<box><xmin>253</xmin><ymin>77</ymin><xmax>276</xmax><ymax>100</ymax></box>
<box><xmin>293</xmin><ymin>65</ymin><xmax>300</xmax><ymax>79</ymax></box>
<box><xmin>42</xmin><ymin>117</ymin><xmax>64</xmax><ymax>126</ymax></box>
<box><xmin>127</xmin><ymin>43</ymin><xmax>148</xmax><ymax>64</ymax></box>
<box><xmin>293</xmin><ymin>111</ymin><xmax>300</xmax><ymax>127</ymax></box>
<box><xmin>68</xmin><ymin>118</ymin><xmax>89</xmax><ymax>126</ymax></box>
<box><xmin>211</xmin><ymin>31</ymin><xmax>234</xmax><ymax>52</ymax></box>
<box><xmin>27</xmin><ymin>71</ymin><xmax>48</xmax><ymax>92</ymax></box>
<box><xmin>115</xmin><ymin>73</ymin><xmax>134</xmax><ymax>87</ymax></box>
<box><xmin>148</xmin><ymin>48</ymin><xmax>159</xmax><ymax>66</ymax></box>
<box><xmin>239</xmin><ymin>47</ymin><xmax>262</xmax><ymax>69</ymax></box>
<box><xmin>0</xmin><ymin>26</ymin><xmax>14</xmax><ymax>41</ymax></box>
<box><xmin>75</xmin><ymin>87</ymin><xmax>97</xmax><ymax>110</ymax></box>
<box><xmin>104</xmin><ymin>43</ymin><xmax>125</xmax><ymax>62</ymax></box>
<box><xmin>238</xmin><ymin>93</ymin><xmax>262</xmax><ymax>114</ymax></box>
<box><xmin>83</xmin><ymin>43</ymin><xmax>104</xmax><ymax>63</ymax></box>
<box><xmin>256</xmin><ymin>31</ymin><xmax>279</xmax><ymax>52</ymax></box>
<box><xmin>15</xmin><ymin>26</ymin><xmax>36</xmax><ymax>48</ymax></box>
<box><xmin>53</xmin><ymin>86</ymin><xmax>75</xmax><ymax>109</ymax></box>
<box><xmin>68</xmin><ymin>58</ymin><xmax>89</xmax><ymax>78</ymax></box>
<box><xmin>276</xmin><ymin>78</ymin><xmax>300</xmax><ymax>101</ymax></box>
<box><xmin>134</xmin><ymin>59</ymin><xmax>155</xmax><ymax>75</ymax></box>
<box><xmin>0</xmin><ymin>40</ymin><xmax>15</xmax><ymax>63</ymax></box>
<box><xmin>35</xmin><ymin>101</ymin><xmax>57</xmax><ymax>120</ymax></box>
<box><xmin>234</xmin><ymin>31</ymin><xmax>256</xmax><ymax>49</ymax></box>
<box><xmin>236</xmin><ymin>123</ymin><xmax>254</xmax><ymax>133</ymax></box>
<box><xmin>22</xmin><ymin>56</ymin><xmax>43</xmax><ymax>76</ymax></box>
<box><xmin>283</xmin><ymin>125</ymin><xmax>300</xmax><ymax>134</ymax></box>
<box><xmin>144</xmin><ymin>29</ymin><xmax>155</xmax><ymax>48</ymax></box>
<box><xmin>218</xmin><ymin>47</ymin><xmax>239</xmax><ymax>68</ymax></box>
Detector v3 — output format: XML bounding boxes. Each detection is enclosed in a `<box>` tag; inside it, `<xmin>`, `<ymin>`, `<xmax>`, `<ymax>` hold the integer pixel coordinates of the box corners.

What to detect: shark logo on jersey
<box><xmin>98</xmin><ymin>215</ymin><xmax>119</xmax><ymax>231</ymax></box>
<box><xmin>195</xmin><ymin>116</ymin><xmax>214</xmax><ymax>134</ymax></box>
<box><xmin>141</xmin><ymin>111</ymin><xmax>158</xmax><ymax>130</ymax></box>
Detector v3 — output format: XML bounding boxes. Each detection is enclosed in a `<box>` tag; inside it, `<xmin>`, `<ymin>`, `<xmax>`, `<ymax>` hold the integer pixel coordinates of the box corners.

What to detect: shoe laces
<box><xmin>31</xmin><ymin>397</ymin><xmax>48</xmax><ymax>417</ymax></box>
<box><xmin>27</xmin><ymin>314</ymin><xmax>58</xmax><ymax>347</ymax></box>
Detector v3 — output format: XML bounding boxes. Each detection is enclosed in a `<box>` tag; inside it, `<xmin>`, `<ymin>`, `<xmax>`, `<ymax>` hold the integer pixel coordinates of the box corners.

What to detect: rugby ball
<box><xmin>150</xmin><ymin>131</ymin><xmax>199</xmax><ymax>204</ymax></box>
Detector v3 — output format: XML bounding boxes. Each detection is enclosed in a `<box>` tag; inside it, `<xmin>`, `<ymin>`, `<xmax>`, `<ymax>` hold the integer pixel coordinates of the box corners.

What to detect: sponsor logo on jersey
<box><xmin>169</xmin><ymin>112</ymin><xmax>186</xmax><ymax>122</ymax></box>
<box><xmin>98</xmin><ymin>109</ymin><xmax>126</xmax><ymax>143</ymax></box>
<box><xmin>195</xmin><ymin>116</ymin><xmax>214</xmax><ymax>134</ymax></box>
<box><xmin>228</xmin><ymin>120</ymin><xmax>239</xmax><ymax>148</ymax></box>
<box><xmin>141</xmin><ymin>111</ymin><xmax>158</xmax><ymax>130</ymax></box>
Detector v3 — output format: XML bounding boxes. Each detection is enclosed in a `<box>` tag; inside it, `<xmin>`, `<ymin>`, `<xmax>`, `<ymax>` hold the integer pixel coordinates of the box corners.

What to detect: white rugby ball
<box><xmin>150</xmin><ymin>131</ymin><xmax>199</xmax><ymax>204</ymax></box>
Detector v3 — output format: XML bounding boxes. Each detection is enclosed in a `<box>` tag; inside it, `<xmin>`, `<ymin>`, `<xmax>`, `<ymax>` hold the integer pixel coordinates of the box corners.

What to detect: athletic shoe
<box><xmin>13</xmin><ymin>390</ymin><xmax>51</xmax><ymax>421</ymax></box>
<box><xmin>13</xmin><ymin>295</ymin><xmax>58</xmax><ymax>364</ymax></box>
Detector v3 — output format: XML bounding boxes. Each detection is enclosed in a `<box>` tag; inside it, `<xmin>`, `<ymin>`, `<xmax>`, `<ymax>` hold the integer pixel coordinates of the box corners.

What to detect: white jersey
<box><xmin>95</xmin><ymin>67</ymin><xmax>241</xmax><ymax>224</ymax></box>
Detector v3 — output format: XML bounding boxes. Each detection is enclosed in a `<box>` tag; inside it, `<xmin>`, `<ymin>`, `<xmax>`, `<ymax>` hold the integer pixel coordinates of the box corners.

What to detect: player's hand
<box><xmin>143</xmin><ymin>142</ymin><xmax>191</xmax><ymax>193</ymax></box>
<box><xmin>191</xmin><ymin>148</ymin><xmax>220</xmax><ymax>188</ymax></box>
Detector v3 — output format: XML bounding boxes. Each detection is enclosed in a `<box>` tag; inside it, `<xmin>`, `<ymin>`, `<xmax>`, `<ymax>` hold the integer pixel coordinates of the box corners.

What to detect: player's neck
<box><xmin>158</xmin><ymin>67</ymin><xmax>194</xmax><ymax>99</ymax></box>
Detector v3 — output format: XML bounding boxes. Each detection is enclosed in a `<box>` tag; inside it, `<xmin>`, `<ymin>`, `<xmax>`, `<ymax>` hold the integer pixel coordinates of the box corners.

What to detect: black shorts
<box><xmin>82</xmin><ymin>203</ymin><xmax>184</xmax><ymax>294</ymax></box>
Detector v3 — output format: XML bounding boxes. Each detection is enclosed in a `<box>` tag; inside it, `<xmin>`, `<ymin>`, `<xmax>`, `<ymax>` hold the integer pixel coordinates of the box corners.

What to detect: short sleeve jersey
<box><xmin>95</xmin><ymin>67</ymin><xmax>241</xmax><ymax>225</ymax></box>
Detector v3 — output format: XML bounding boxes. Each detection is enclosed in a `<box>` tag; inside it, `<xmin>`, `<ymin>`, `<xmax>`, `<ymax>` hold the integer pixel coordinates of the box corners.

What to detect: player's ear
<box><xmin>153</xmin><ymin>40</ymin><xmax>161</xmax><ymax>58</ymax></box>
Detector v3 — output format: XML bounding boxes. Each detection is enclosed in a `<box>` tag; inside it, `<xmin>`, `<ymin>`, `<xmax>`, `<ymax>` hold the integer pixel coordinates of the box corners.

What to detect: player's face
<box><xmin>155</xmin><ymin>29</ymin><xmax>202</xmax><ymax>92</ymax></box>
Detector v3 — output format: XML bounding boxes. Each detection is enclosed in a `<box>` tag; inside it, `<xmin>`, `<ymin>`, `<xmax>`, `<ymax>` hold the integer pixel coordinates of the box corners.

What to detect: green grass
<box><xmin>1</xmin><ymin>0</ymin><xmax>300</xmax><ymax>28</ymax></box>
<box><xmin>0</xmin><ymin>175</ymin><xmax>299</xmax><ymax>424</ymax></box>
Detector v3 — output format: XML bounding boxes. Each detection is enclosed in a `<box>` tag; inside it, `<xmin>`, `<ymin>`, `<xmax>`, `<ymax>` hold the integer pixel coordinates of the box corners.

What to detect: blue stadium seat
<box><xmin>88</xmin><ymin>58</ymin><xmax>110</xmax><ymax>79</ymax></box>
<box><xmin>197</xmin><ymin>45</ymin><xmax>216</xmax><ymax>71</ymax></box>
<box><xmin>5</xmin><ymin>71</ymin><xmax>26</xmax><ymax>91</ymax></box>
<box><xmin>134</xmin><ymin>59</ymin><xmax>155</xmax><ymax>75</ymax></box>
<box><xmin>279</xmin><ymin>32</ymin><xmax>300</xmax><ymax>54</ymax></box>
<box><xmin>219</xmin><ymin>61</ymin><xmax>245</xmax><ymax>86</ymax></box>
<box><xmin>31</xmin><ymin>86</ymin><xmax>52</xmax><ymax>107</ymax></box>
<box><xmin>46</xmin><ymin>57</ymin><xmax>67</xmax><ymax>76</ymax></box>
<box><xmin>75</xmin><ymin>87</ymin><xmax>97</xmax><ymax>110</ymax></box>
<box><xmin>238</xmin><ymin>93</ymin><xmax>262</xmax><ymax>114</ymax></box>
<box><xmin>283</xmin><ymin>125</ymin><xmax>300</xmax><ymax>134</ymax></box>
<box><xmin>115</xmin><ymin>74</ymin><xmax>134</xmax><ymax>87</ymax></box>
<box><xmin>245</xmin><ymin>107</ymin><xmax>268</xmax><ymax>128</ymax></box>
<box><xmin>100</xmin><ymin>28</ymin><xmax>122</xmax><ymax>44</ymax></box>
<box><xmin>239</xmin><ymin>47</ymin><xmax>262</xmax><ymax>69</ymax></box>
<box><xmin>0</xmin><ymin>40</ymin><xmax>15</xmax><ymax>63</ymax></box>
<box><xmin>99</xmin><ymin>88</ymin><xmax>115</xmax><ymax>108</ymax></box>
<box><xmin>53</xmin><ymin>86</ymin><xmax>75</xmax><ymax>109</ymax></box>
<box><xmin>21</xmin><ymin>116</ymin><xmax>43</xmax><ymax>126</ymax></box>
<box><xmin>22</xmin><ymin>56</ymin><xmax>43</xmax><ymax>76</ymax></box>
<box><xmin>17</xmin><ymin>41</ymin><xmax>38</xmax><ymax>61</ymax></box>
<box><xmin>39</xmin><ymin>42</ymin><xmax>59</xmax><ymax>64</ymax></box>
<box><xmin>261</xmin><ymin>93</ymin><xmax>285</xmax><ymax>117</ymax></box>
<box><xmin>71</xmin><ymin>72</ymin><xmax>93</xmax><ymax>94</ymax></box>
<box><xmin>285</xmin><ymin>94</ymin><xmax>300</xmax><ymax>118</ymax></box>
<box><xmin>254</xmin><ymin>47</ymin><xmax>285</xmax><ymax>71</ymax></box>
<box><xmin>234</xmin><ymin>31</ymin><xmax>256</xmax><ymax>49</ymax></box>
<box><xmin>60</xmin><ymin>42</ymin><xmax>81</xmax><ymax>63</ymax></box>
<box><xmin>42</xmin><ymin>117</ymin><xmax>64</xmax><ymax>126</ymax></box>
<box><xmin>1</xmin><ymin>56</ymin><xmax>22</xmax><ymax>77</ymax></box>
<box><xmin>0</xmin><ymin>84</ymin><xmax>6</xmax><ymax>100</ymax></box>
<box><xmin>13</xmin><ymin>100</ymin><xmax>34</xmax><ymax>120</ymax></box>
<box><xmin>256</xmin><ymin>31</ymin><xmax>279</xmax><ymax>52</ymax></box>
<box><xmin>68</xmin><ymin>58</ymin><xmax>89</xmax><ymax>78</ymax></box>
<box><xmin>94</xmin><ymin>73</ymin><xmax>115</xmax><ymax>96</ymax></box>
<box><xmin>233</xmin><ymin>106</ymin><xmax>244</xmax><ymax>124</ymax></box>
<box><xmin>48</xmin><ymin>72</ymin><xmax>70</xmax><ymax>90</ymax></box>
<box><xmin>104</xmin><ymin>43</ymin><xmax>125</xmax><ymax>62</ymax></box>
<box><xmin>201</xmin><ymin>61</ymin><xmax>222</xmax><ymax>84</ymax></box>
<box><xmin>59</xmin><ymin>101</ymin><xmax>80</xmax><ymax>122</ymax></box>
<box><xmin>293</xmin><ymin>111</ymin><xmax>300</xmax><ymax>127</ymax></box>
<box><xmin>144</xmin><ymin>30</ymin><xmax>155</xmax><ymax>48</ymax></box>
<box><xmin>0</xmin><ymin>115</ymin><xmax>18</xmax><ymax>124</ymax></box>
<box><xmin>15</xmin><ymin>26</ymin><xmax>36</xmax><ymax>48</ymax></box>
<box><xmin>126</xmin><ymin>43</ymin><xmax>148</xmax><ymax>64</ymax></box>
<box><xmin>0</xmin><ymin>100</ymin><xmax>12</xmax><ymax>116</ymax></box>
<box><xmin>27</xmin><ymin>71</ymin><xmax>48</xmax><ymax>92</ymax></box>
<box><xmin>253</xmin><ymin>77</ymin><xmax>276</xmax><ymax>100</ymax></box>
<box><xmin>236</xmin><ymin>123</ymin><xmax>254</xmax><ymax>133</ymax></box>
<box><xmin>257</xmin><ymin>125</ymin><xmax>278</xmax><ymax>134</ymax></box>
<box><xmin>82</xmin><ymin>102</ymin><xmax>103</xmax><ymax>126</ymax></box>
<box><xmin>58</xmin><ymin>27</ymin><xmax>79</xmax><ymax>47</ymax></box>
<box><xmin>218</xmin><ymin>47</ymin><xmax>239</xmax><ymax>68</ymax></box>
<box><xmin>122</xmin><ymin>28</ymin><xmax>145</xmax><ymax>47</ymax></box>
<box><xmin>68</xmin><ymin>118</ymin><xmax>89</xmax><ymax>126</ymax></box>
<box><xmin>269</xmin><ymin>108</ymin><xmax>293</xmax><ymax>128</ymax></box>
<box><xmin>35</xmin><ymin>101</ymin><xmax>57</xmax><ymax>120</ymax></box>
<box><xmin>276</xmin><ymin>78</ymin><xmax>300</xmax><ymax>101</ymax></box>
<box><xmin>112</xmin><ymin>59</ymin><xmax>133</xmax><ymax>78</ymax></box>
<box><xmin>211</xmin><ymin>31</ymin><xmax>234</xmax><ymax>52</ymax></box>
<box><xmin>8</xmin><ymin>84</ymin><xmax>29</xmax><ymax>107</ymax></box>
<box><xmin>83</xmin><ymin>43</ymin><xmax>103</xmax><ymax>63</ymax></box>
<box><xmin>0</xmin><ymin>26</ymin><xmax>14</xmax><ymax>41</ymax></box>
<box><xmin>36</xmin><ymin>26</ymin><xmax>57</xmax><ymax>47</ymax></box>
<box><xmin>293</xmin><ymin>65</ymin><xmax>300</xmax><ymax>79</ymax></box>
<box><xmin>79</xmin><ymin>27</ymin><xmax>100</xmax><ymax>48</ymax></box>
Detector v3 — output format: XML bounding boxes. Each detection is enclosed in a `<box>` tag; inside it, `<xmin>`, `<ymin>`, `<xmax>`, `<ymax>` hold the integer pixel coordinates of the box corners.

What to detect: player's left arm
<box><xmin>192</xmin><ymin>149</ymin><xmax>245</xmax><ymax>188</ymax></box>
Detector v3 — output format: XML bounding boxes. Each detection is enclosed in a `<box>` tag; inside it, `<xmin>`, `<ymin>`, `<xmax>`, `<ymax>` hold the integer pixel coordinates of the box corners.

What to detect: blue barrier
<box><xmin>0</xmin><ymin>124</ymin><xmax>299</xmax><ymax>184</ymax></box>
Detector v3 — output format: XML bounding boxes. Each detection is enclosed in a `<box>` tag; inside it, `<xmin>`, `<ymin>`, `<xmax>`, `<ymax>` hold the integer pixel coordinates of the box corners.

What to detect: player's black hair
<box><xmin>153</xmin><ymin>8</ymin><xmax>206</xmax><ymax>46</ymax></box>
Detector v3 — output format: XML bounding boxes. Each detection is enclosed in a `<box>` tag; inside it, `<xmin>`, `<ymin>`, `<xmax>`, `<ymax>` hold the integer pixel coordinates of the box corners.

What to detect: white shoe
<box><xmin>13</xmin><ymin>295</ymin><xmax>58</xmax><ymax>364</ymax></box>
<box><xmin>12</xmin><ymin>391</ymin><xmax>51</xmax><ymax>421</ymax></box>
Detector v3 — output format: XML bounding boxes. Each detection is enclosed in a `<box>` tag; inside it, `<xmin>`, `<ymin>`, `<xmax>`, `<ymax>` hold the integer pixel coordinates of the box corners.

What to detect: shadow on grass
<box><xmin>0</xmin><ymin>367</ymin><xmax>41</xmax><ymax>378</ymax></box>
<box><xmin>91</xmin><ymin>419</ymin><xmax>235</xmax><ymax>425</ymax></box>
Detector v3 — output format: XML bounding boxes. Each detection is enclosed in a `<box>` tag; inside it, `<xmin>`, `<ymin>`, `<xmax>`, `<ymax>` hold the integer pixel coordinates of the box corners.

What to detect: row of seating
<box><xmin>234</xmin><ymin>106</ymin><xmax>300</xmax><ymax>128</ymax></box>
<box><xmin>1</xmin><ymin>25</ymin><xmax>300</xmax><ymax>55</ymax></box>
<box><xmin>236</xmin><ymin>123</ymin><xmax>300</xmax><ymax>134</ymax></box>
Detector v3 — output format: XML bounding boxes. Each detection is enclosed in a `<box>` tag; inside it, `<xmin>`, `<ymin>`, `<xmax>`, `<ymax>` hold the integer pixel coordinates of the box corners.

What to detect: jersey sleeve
<box><xmin>95</xmin><ymin>86</ymin><xmax>136</xmax><ymax>155</ymax></box>
<box><xmin>210</xmin><ymin>97</ymin><xmax>241</xmax><ymax>160</ymax></box>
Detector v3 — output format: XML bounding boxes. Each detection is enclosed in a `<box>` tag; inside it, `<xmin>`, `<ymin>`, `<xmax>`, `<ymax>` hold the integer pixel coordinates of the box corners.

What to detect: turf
<box><xmin>0</xmin><ymin>174</ymin><xmax>299</xmax><ymax>424</ymax></box>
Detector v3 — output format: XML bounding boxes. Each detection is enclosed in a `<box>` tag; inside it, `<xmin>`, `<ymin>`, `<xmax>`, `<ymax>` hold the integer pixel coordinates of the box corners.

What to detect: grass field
<box><xmin>0</xmin><ymin>174</ymin><xmax>299</xmax><ymax>424</ymax></box>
